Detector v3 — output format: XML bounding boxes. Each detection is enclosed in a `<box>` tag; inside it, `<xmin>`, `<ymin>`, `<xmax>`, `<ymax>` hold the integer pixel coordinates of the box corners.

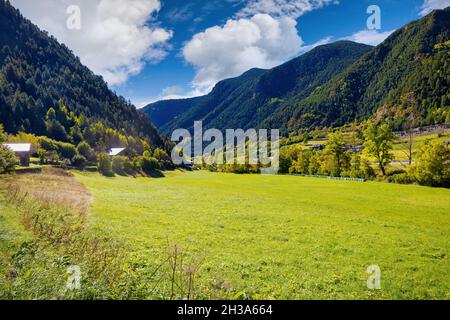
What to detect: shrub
<box><xmin>38</xmin><ymin>150</ymin><xmax>60</xmax><ymax>165</ymax></box>
<box><xmin>72</xmin><ymin>154</ymin><xmax>87</xmax><ymax>170</ymax></box>
<box><xmin>97</xmin><ymin>153</ymin><xmax>114</xmax><ymax>176</ymax></box>
<box><xmin>76</xmin><ymin>141</ymin><xmax>96</xmax><ymax>163</ymax></box>
<box><xmin>360</xmin><ymin>160</ymin><xmax>376</xmax><ymax>179</ymax></box>
<box><xmin>388</xmin><ymin>173</ymin><xmax>415</xmax><ymax>185</ymax></box>
<box><xmin>112</xmin><ymin>156</ymin><xmax>127</xmax><ymax>175</ymax></box>
<box><xmin>153</xmin><ymin>148</ymin><xmax>172</xmax><ymax>169</ymax></box>
<box><xmin>38</xmin><ymin>136</ymin><xmax>59</xmax><ymax>152</ymax></box>
<box><xmin>57</xmin><ymin>142</ymin><xmax>77</xmax><ymax>160</ymax></box>
<box><xmin>140</xmin><ymin>156</ymin><xmax>160</xmax><ymax>173</ymax></box>
<box><xmin>122</xmin><ymin>157</ymin><xmax>135</xmax><ymax>175</ymax></box>
<box><xmin>0</xmin><ymin>145</ymin><xmax>18</xmax><ymax>173</ymax></box>
<box><xmin>38</xmin><ymin>136</ymin><xmax>76</xmax><ymax>160</ymax></box>
<box><xmin>408</xmin><ymin>141</ymin><xmax>450</xmax><ymax>187</ymax></box>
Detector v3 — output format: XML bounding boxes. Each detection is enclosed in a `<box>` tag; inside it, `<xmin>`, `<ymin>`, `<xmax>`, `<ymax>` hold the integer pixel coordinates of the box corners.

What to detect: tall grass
<box><xmin>0</xmin><ymin>169</ymin><xmax>204</xmax><ymax>299</ymax></box>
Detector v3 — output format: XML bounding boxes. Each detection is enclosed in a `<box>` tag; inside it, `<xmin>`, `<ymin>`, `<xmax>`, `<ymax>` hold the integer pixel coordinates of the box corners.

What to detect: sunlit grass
<box><xmin>74</xmin><ymin>170</ymin><xmax>450</xmax><ymax>299</ymax></box>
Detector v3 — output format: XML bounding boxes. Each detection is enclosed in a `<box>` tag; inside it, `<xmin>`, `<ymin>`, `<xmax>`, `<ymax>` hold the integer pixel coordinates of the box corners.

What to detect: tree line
<box><xmin>201</xmin><ymin>121</ymin><xmax>449</xmax><ymax>188</ymax></box>
<box><xmin>0</xmin><ymin>100</ymin><xmax>174</xmax><ymax>177</ymax></box>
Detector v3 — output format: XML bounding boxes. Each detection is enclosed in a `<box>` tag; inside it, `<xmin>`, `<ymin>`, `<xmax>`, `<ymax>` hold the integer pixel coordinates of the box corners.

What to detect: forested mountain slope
<box><xmin>0</xmin><ymin>0</ymin><xmax>163</xmax><ymax>147</ymax></box>
<box><xmin>286</xmin><ymin>6</ymin><xmax>450</xmax><ymax>133</ymax></box>
<box><xmin>145</xmin><ymin>42</ymin><xmax>371</xmax><ymax>135</ymax></box>
<box><xmin>145</xmin><ymin>7</ymin><xmax>449</xmax><ymax>136</ymax></box>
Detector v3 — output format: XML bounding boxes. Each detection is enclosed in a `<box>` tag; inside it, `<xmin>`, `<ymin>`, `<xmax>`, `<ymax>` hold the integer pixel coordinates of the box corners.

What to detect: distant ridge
<box><xmin>144</xmin><ymin>7</ymin><xmax>450</xmax><ymax>136</ymax></box>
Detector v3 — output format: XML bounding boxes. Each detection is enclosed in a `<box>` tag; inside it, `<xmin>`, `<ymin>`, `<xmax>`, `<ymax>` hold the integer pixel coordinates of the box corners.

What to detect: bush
<box><xmin>359</xmin><ymin>160</ymin><xmax>376</xmax><ymax>179</ymax></box>
<box><xmin>140</xmin><ymin>156</ymin><xmax>160</xmax><ymax>173</ymax></box>
<box><xmin>123</xmin><ymin>157</ymin><xmax>135</xmax><ymax>175</ymax></box>
<box><xmin>97</xmin><ymin>153</ymin><xmax>114</xmax><ymax>176</ymax></box>
<box><xmin>0</xmin><ymin>145</ymin><xmax>18</xmax><ymax>173</ymax></box>
<box><xmin>153</xmin><ymin>148</ymin><xmax>172</xmax><ymax>169</ymax></box>
<box><xmin>387</xmin><ymin>173</ymin><xmax>415</xmax><ymax>185</ymax></box>
<box><xmin>58</xmin><ymin>142</ymin><xmax>77</xmax><ymax>160</ymax></box>
<box><xmin>38</xmin><ymin>136</ymin><xmax>76</xmax><ymax>160</ymax></box>
<box><xmin>38</xmin><ymin>136</ymin><xmax>59</xmax><ymax>152</ymax></box>
<box><xmin>387</xmin><ymin>168</ymin><xmax>406</xmax><ymax>176</ymax></box>
<box><xmin>72</xmin><ymin>154</ymin><xmax>87</xmax><ymax>170</ymax></box>
<box><xmin>38</xmin><ymin>150</ymin><xmax>60</xmax><ymax>165</ymax></box>
<box><xmin>408</xmin><ymin>141</ymin><xmax>450</xmax><ymax>187</ymax></box>
<box><xmin>112</xmin><ymin>156</ymin><xmax>127</xmax><ymax>175</ymax></box>
<box><xmin>76</xmin><ymin>142</ymin><xmax>96</xmax><ymax>163</ymax></box>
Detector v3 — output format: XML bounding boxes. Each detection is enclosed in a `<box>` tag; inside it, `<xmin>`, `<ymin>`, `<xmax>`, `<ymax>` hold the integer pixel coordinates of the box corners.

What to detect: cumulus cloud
<box><xmin>237</xmin><ymin>0</ymin><xmax>339</xmax><ymax>19</ymax></box>
<box><xmin>133</xmin><ymin>86</ymin><xmax>198</xmax><ymax>108</ymax></box>
<box><xmin>10</xmin><ymin>0</ymin><xmax>172</xmax><ymax>86</ymax></box>
<box><xmin>419</xmin><ymin>0</ymin><xmax>450</xmax><ymax>16</ymax></box>
<box><xmin>299</xmin><ymin>36</ymin><xmax>333</xmax><ymax>53</ymax></box>
<box><xmin>158</xmin><ymin>86</ymin><xmax>196</xmax><ymax>100</ymax></box>
<box><xmin>345</xmin><ymin>29</ymin><xmax>395</xmax><ymax>46</ymax></box>
<box><xmin>181</xmin><ymin>0</ymin><xmax>339</xmax><ymax>94</ymax></box>
<box><xmin>183</xmin><ymin>14</ymin><xmax>303</xmax><ymax>94</ymax></box>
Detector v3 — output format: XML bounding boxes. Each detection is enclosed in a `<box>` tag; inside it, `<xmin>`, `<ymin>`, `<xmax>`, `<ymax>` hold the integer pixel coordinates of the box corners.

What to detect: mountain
<box><xmin>144</xmin><ymin>96</ymin><xmax>204</xmax><ymax>129</ymax></box>
<box><xmin>145</xmin><ymin>7</ymin><xmax>449</xmax><ymax>136</ymax></box>
<box><xmin>0</xmin><ymin>0</ymin><xmax>163</xmax><ymax>147</ymax></box>
<box><xmin>287</xmin><ymin>6</ymin><xmax>450</xmax><ymax>132</ymax></box>
<box><xmin>144</xmin><ymin>67</ymin><xmax>268</xmax><ymax>134</ymax></box>
<box><xmin>144</xmin><ymin>42</ymin><xmax>372</xmax><ymax>136</ymax></box>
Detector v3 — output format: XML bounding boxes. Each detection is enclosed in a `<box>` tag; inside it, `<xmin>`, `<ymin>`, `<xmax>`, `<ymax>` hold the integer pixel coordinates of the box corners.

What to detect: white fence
<box><xmin>289</xmin><ymin>174</ymin><xmax>366</xmax><ymax>182</ymax></box>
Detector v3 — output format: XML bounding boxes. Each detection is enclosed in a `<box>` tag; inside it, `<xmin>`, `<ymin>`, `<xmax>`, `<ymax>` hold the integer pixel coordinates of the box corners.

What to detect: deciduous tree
<box><xmin>363</xmin><ymin>122</ymin><xmax>395</xmax><ymax>176</ymax></box>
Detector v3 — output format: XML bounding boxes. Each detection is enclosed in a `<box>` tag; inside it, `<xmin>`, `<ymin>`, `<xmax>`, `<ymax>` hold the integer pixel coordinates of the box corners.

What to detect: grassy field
<box><xmin>391</xmin><ymin>132</ymin><xmax>450</xmax><ymax>162</ymax></box>
<box><xmin>292</xmin><ymin>132</ymin><xmax>450</xmax><ymax>164</ymax></box>
<box><xmin>71</xmin><ymin>170</ymin><xmax>450</xmax><ymax>299</ymax></box>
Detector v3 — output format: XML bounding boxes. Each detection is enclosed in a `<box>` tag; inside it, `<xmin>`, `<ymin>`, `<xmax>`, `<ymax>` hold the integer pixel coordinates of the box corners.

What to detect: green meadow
<box><xmin>72</xmin><ymin>170</ymin><xmax>450</xmax><ymax>299</ymax></box>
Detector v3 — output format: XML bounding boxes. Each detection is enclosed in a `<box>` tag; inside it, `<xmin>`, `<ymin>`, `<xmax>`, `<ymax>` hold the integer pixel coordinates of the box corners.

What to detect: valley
<box><xmin>0</xmin><ymin>0</ymin><xmax>449</xmax><ymax>302</ymax></box>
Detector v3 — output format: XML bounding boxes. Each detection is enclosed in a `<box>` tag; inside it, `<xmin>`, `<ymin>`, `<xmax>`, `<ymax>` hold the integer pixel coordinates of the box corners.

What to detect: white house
<box><xmin>108</xmin><ymin>148</ymin><xmax>126</xmax><ymax>157</ymax></box>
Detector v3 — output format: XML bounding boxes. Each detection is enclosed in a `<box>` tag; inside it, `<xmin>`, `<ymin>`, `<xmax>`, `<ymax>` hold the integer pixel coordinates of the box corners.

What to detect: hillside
<box><xmin>145</xmin><ymin>7</ymin><xmax>449</xmax><ymax>136</ymax></box>
<box><xmin>287</xmin><ymin>6</ymin><xmax>450</xmax><ymax>132</ymax></box>
<box><xmin>0</xmin><ymin>0</ymin><xmax>163</xmax><ymax>147</ymax></box>
<box><xmin>144</xmin><ymin>96</ymin><xmax>204</xmax><ymax>128</ymax></box>
<box><xmin>144</xmin><ymin>42</ymin><xmax>371</xmax><ymax>136</ymax></box>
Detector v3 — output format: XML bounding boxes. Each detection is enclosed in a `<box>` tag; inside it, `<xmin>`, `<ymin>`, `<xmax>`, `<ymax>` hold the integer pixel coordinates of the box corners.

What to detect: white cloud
<box><xmin>419</xmin><ymin>0</ymin><xmax>450</xmax><ymax>16</ymax></box>
<box><xmin>158</xmin><ymin>85</ymin><xmax>196</xmax><ymax>100</ymax></box>
<box><xmin>10</xmin><ymin>0</ymin><xmax>172</xmax><ymax>86</ymax></box>
<box><xmin>182</xmin><ymin>14</ymin><xmax>303</xmax><ymax>94</ymax></box>
<box><xmin>162</xmin><ymin>85</ymin><xmax>184</xmax><ymax>97</ymax></box>
<box><xmin>237</xmin><ymin>0</ymin><xmax>339</xmax><ymax>19</ymax></box>
<box><xmin>133</xmin><ymin>86</ymin><xmax>197</xmax><ymax>108</ymax></box>
<box><xmin>299</xmin><ymin>36</ymin><xmax>333</xmax><ymax>53</ymax></box>
<box><xmin>345</xmin><ymin>29</ymin><xmax>395</xmax><ymax>46</ymax></box>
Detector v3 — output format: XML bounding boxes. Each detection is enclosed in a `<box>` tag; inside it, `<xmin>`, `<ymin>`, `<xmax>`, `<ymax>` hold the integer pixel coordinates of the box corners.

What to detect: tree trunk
<box><xmin>380</xmin><ymin>162</ymin><xmax>386</xmax><ymax>176</ymax></box>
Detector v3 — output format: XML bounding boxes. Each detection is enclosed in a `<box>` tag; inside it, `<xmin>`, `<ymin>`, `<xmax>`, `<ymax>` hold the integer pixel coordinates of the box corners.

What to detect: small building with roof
<box><xmin>2</xmin><ymin>143</ymin><xmax>35</xmax><ymax>167</ymax></box>
<box><xmin>108</xmin><ymin>148</ymin><xmax>127</xmax><ymax>157</ymax></box>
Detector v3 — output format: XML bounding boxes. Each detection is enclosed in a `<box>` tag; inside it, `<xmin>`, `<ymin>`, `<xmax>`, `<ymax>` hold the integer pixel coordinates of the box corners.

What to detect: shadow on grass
<box><xmin>147</xmin><ymin>170</ymin><xmax>165</xmax><ymax>178</ymax></box>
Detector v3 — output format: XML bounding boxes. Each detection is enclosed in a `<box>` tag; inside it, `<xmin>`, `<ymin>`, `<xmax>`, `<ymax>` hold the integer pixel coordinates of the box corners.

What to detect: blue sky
<box><xmin>10</xmin><ymin>0</ymin><xmax>449</xmax><ymax>107</ymax></box>
<box><xmin>115</xmin><ymin>0</ymin><xmax>435</xmax><ymax>107</ymax></box>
